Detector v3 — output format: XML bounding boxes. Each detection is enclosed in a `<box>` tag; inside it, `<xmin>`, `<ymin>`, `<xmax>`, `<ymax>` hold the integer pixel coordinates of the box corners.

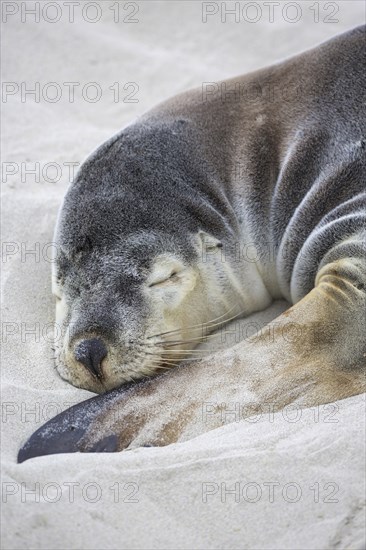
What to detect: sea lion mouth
<box><xmin>54</xmin><ymin>332</ymin><xmax>192</xmax><ymax>393</ymax></box>
<box><xmin>54</xmin><ymin>306</ymin><xmax>240</xmax><ymax>392</ymax></box>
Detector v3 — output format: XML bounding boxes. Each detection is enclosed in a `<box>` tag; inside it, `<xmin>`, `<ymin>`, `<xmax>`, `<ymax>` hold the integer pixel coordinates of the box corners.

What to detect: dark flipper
<box><xmin>17</xmin><ymin>380</ymin><xmax>147</xmax><ymax>463</ymax></box>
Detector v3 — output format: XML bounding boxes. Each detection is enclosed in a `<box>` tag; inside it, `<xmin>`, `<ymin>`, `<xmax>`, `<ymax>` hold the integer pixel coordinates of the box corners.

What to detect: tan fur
<box><xmin>38</xmin><ymin>28</ymin><xmax>365</xmax><ymax>456</ymax></box>
<box><xmin>76</xmin><ymin>258</ymin><xmax>365</xmax><ymax>451</ymax></box>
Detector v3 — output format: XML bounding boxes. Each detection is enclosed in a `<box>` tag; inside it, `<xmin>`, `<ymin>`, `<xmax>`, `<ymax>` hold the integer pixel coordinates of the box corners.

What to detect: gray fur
<box><xmin>55</xmin><ymin>25</ymin><xmax>365</xmax><ymax>389</ymax></box>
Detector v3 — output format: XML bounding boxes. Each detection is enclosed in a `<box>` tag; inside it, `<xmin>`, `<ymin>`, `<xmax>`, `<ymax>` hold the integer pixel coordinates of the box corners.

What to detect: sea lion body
<box><xmin>19</xmin><ymin>26</ymin><xmax>365</xmax><ymax>460</ymax></box>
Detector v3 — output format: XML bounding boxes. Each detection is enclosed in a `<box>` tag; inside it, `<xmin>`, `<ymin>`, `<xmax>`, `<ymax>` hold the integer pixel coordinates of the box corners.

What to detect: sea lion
<box><xmin>18</xmin><ymin>26</ymin><xmax>365</xmax><ymax>461</ymax></box>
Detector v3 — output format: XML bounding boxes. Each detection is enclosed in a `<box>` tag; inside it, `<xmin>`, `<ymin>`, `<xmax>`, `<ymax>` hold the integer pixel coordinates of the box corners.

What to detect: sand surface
<box><xmin>1</xmin><ymin>2</ymin><xmax>366</xmax><ymax>548</ymax></box>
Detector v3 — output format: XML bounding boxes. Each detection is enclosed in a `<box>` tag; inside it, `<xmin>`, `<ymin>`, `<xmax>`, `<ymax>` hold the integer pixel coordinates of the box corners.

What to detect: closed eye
<box><xmin>148</xmin><ymin>271</ymin><xmax>179</xmax><ymax>288</ymax></box>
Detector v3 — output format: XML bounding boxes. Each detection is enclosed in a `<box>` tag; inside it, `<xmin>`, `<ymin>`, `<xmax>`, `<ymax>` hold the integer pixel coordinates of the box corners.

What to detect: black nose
<box><xmin>74</xmin><ymin>338</ymin><xmax>107</xmax><ymax>379</ymax></box>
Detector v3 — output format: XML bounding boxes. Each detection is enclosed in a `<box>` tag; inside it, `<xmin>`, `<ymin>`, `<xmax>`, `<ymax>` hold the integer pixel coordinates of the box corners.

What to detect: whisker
<box><xmin>153</xmin><ymin>364</ymin><xmax>180</xmax><ymax>370</ymax></box>
<box><xmin>195</xmin><ymin>307</ymin><xmax>246</xmax><ymax>332</ymax></box>
<box><xmin>147</xmin><ymin>357</ymin><xmax>200</xmax><ymax>368</ymax></box>
<box><xmin>152</xmin><ymin>333</ymin><xmax>220</xmax><ymax>347</ymax></box>
<box><xmin>163</xmin><ymin>311</ymin><xmax>243</xmax><ymax>345</ymax></box>
<box><xmin>150</xmin><ymin>307</ymin><xmax>246</xmax><ymax>348</ymax></box>
<box><xmin>147</xmin><ymin>357</ymin><xmax>185</xmax><ymax>364</ymax></box>
<box><xmin>147</xmin><ymin>358</ymin><xmax>180</xmax><ymax>363</ymax></box>
<box><xmin>145</xmin><ymin>350</ymin><xmax>209</xmax><ymax>356</ymax></box>
<box><xmin>146</xmin><ymin>303</ymin><xmax>239</xmax><ymax>340</ymax></box>
<box><xmin>148</xmin><ymin>360</ymin><xmax>185</xmax><ymax>369</ymax></box>
<box><xmin>161</xmin><ymin>351</ymin><xmax>210</xmax><ymax>355</ymax></box>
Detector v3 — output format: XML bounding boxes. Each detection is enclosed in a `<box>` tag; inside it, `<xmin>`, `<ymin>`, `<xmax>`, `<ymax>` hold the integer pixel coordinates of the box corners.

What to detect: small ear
<box><xmin>197</xmin><ymin>230</ymin><xmax>223</xmax><ymax>251</ymax></box>
<box><xmin>195</xmin><ymin>231</ymin><xmax>223</xmax><ymax>264</ymax></box>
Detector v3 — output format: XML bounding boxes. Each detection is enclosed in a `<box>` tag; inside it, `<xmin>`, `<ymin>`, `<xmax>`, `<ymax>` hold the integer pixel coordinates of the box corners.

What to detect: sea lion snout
<box><xmin>74</xmin><ymin>338</ymin><xmax>108</xmax><ymax>379</ymax></box>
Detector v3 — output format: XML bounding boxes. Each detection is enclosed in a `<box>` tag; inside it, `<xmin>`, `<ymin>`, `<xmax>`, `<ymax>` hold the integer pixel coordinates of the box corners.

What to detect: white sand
<box><xmin>1</xmin><ymin>2</ymin><xmax>365</xmax><ymax>548</ymax></box>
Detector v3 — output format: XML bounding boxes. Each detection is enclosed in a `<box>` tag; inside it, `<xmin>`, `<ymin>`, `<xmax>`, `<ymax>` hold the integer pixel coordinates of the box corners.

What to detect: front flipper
<box><xmin>18</xmin><ymin>257</ymin><xmax>366</xmax><ymax>462</ymax></box>
<box><xmin>17</xmin><ymin>379</ymin><xmax>151</xmax><ymax>463</ymax></box>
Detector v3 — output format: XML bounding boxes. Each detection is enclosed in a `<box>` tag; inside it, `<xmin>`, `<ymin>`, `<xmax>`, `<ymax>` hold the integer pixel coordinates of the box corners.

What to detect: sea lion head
<box><xmin>52</xmin><ymin>122</ymin><xmax>246</xmax><ymax>392</ymax></box>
